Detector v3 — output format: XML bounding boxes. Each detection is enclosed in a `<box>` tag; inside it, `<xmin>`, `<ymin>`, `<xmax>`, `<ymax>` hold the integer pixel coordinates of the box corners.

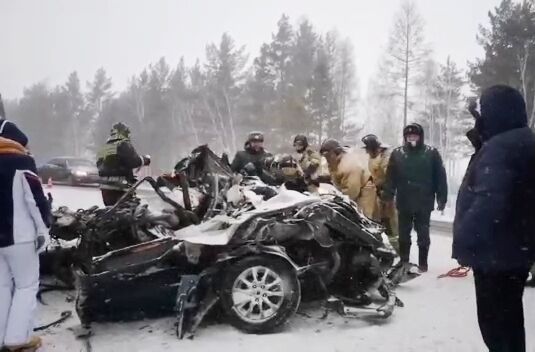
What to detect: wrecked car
<box><xmin>45</xmin><ymin>145</ymin><xmax>416</xmax><ymax>338</ymax></box>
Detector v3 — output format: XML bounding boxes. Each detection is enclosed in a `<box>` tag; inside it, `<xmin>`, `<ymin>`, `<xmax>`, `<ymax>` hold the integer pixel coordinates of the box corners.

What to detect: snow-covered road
<box><xmin>38</xmin><ymin>186</ymin><xmax>535</xmax><ymax>352</ymax></box>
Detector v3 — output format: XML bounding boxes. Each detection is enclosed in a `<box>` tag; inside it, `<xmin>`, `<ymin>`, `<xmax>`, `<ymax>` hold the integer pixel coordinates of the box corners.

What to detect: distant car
<box><xmin>38</xmin><ymin>157</ymin><xmax>100</xmax><ymax>186</ymax></box>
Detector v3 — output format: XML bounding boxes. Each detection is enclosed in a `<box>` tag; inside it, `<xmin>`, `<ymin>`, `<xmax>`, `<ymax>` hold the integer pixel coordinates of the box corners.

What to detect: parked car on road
<box><xmin>38</xmin><ymin>157</ymin><xmax>100</xmax><ymax>186</ymax></box>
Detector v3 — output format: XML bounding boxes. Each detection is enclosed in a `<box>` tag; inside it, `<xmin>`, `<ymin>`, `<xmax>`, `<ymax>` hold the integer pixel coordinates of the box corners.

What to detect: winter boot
<box><xmin>398</xmin><ymin>241</ymin><xmax>411</xmax><ymax>263</ymax></box>
<box><xmin>418</xmin><ymin>246</ymin><xmax>429</xmax><ymax>273</ymax></box>
<box><xmin>5</xmin><ymin>336</ymin><xmax>42</xmax><ymax>352</ymax></box>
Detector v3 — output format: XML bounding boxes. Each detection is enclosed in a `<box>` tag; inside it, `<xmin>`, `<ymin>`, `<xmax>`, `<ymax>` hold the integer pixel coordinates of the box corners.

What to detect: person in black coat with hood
<box><xmin>383</xmin><ymin>123</ymin><xmax>448</xmax><ymax>272</ymax></box>
<box><xmin>453</xmin><ymin>85</ymin><xmax>535</xmax><ymax>352</ymax></box>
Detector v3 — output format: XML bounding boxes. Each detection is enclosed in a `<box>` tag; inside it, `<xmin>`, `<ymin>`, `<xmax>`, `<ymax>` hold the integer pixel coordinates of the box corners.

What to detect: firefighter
<box><xmin>231</xmin><ymin>132</ymin><xmax>276</xmax><ymax>184</ymax></box>
<box><xmin>278</xmin><ymin>154</ymin><xmax>315</xmax><ymax>193</ymax></box>
<box><xmin>362</xmin><ymin>134</ymin><xmax>398</xmax><ymax>251</ymax></box>
<box><xmin>96</xmin><ymin>122</ymin><xmax>151</xmax><ymax>206</ymax></box>
<box><xmin>231</xmin><ymin>132</ymin><xmax>270</xmax><ymax>175</ymax></box>
<box><xmin>293</xmin><ymin>134</ymin><xmax>322</xmax><ymax>184</ymax></box>
<box><xmin>320</xmin><ymin>139</ymin><xmax>376</xmax><ymax>218</ymax></box>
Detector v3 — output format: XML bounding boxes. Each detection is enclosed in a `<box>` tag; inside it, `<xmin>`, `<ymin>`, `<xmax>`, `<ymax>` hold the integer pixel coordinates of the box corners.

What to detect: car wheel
<box><xmin>220</xmin><ymin>255</ymin><xmax>301</xmax><ymax>334</ymax></box>
<box><xmin>67</xmin><ymin>175</ymin><xmax>77</xmax><ymax>187</ymax></box>
<box><xmin>39</xmin><ymin>172</ymin><xmax>49</xmax><ymax>184</ymax></box>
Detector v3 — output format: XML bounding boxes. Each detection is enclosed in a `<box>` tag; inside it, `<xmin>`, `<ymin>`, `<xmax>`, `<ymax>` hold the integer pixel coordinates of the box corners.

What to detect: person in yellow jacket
<box><xmin>362</xmin><ymin>134</ymin><xmax>399</xmax><ymax>250</ymax></box>
<box><xmin>293</xmin><ymin>134</ymin><xmax>325</xmax><ymax>191</ymax></box>
<box><xmin>320</xmin><ymin>139</ymin><xmax>376</xmax><ymax>218</ymax></box>
<box><xmin>293</xmin><ymin>135</ymin><xmax>322</xmax><ymax>182</ymax></box>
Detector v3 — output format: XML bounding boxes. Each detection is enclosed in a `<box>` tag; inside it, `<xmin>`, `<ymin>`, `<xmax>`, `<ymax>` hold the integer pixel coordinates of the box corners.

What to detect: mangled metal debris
<box><xmin>43</xmin><ymin>145</ymin><xmax>419</xmax><ymax>339</ymax></box>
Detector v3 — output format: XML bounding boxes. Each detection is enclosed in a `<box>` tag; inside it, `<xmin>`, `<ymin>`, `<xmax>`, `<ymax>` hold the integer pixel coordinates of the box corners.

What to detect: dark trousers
<box><xmin>398</xmin><ymin>210</ymin><xmax>431</xmax><ymax>263</ymax></box>
<box><xmin>473</xmin><ymin>268</ymin><xmax>529</xmax><ymax>352</ymax></box>
<box><xmin>101</xmin><ymin>189</ymin><xmax>126</xmax><ymax>207</ymax></box>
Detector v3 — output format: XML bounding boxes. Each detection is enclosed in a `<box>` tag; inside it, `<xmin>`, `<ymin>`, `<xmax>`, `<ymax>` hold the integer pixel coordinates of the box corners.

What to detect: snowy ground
<box><xmin>37</xmin><ymin>186</ymin><xmax>535</xmax><ymax>352</ymax></box>
<box><xmin>431</xmin><ymin>207</ymin><xmax>455</xmax><ymax>223</ymax></box>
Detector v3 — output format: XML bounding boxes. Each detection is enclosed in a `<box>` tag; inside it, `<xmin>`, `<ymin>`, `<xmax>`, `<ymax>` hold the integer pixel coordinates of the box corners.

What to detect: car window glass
<box><xmin>67</xmin><ymin>159</ymin><xmax>95</xmax><ymax>168</ymax></box>
<box><xmin>49</xmin><ymin>159</ymin><xmax>65</xmax><ymax>167</ymax></box>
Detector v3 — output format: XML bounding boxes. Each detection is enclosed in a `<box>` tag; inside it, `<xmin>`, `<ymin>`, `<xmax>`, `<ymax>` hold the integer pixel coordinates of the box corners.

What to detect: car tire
<box><xmin>39</xmin><ymin>172</ymin><xmax>49</xmax><ymax>184</ymax></box>
<box><xmin>220</xmin><ymin>255</ymin><xmax>301</xmax><ymax>334</ymax></box>
<box><xmin>67</xmin><ymin>175</ymin><xmax>77</xmax><ymax>187</ymax></box>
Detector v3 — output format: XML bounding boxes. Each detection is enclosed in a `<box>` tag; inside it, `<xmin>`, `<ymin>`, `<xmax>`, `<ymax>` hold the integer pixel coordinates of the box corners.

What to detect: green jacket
<box><xmin>298</xmin><ymin>147</ymin><xmax>322</xmax><ymax>178</ymax></box>
<box><xmin>383</xmin><ymin>144</ymin><xmax>448</xmax><ymax>212</ymax></box>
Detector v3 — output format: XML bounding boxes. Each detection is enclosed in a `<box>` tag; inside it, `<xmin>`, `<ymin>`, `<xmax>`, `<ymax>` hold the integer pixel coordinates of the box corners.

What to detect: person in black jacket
<box><xmin>453</xmin><ymin>85</ymin><xmax>535</xmax><ymax>352</ymax></box>
<box><xmin>230</xmin><ymin>132</ymin><xmax>275</xmax><ymax>184</ymax></box>
<box><xmin>97</xmin><ymin>122</ymin><xmax>151</xmax><ymax>206</ymax></box>
<box><xmin>383</xmin><ymin>123</ymin><xmax>448</xmax><ymax>272</ymax></box>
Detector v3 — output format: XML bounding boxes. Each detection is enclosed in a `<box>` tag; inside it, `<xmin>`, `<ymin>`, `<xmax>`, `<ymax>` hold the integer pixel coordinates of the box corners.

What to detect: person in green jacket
<box><xmin>383</xmin><ymin>123</ymin><xmax>448</xmax><ymax>272</ymax></box>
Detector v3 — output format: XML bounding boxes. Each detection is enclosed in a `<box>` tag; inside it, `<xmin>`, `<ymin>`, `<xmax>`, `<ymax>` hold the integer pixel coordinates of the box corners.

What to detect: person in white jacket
<box><xmin>0</xmin><ymin>120</ymin><xmax>50</xmax><ymax>352</ymax></box>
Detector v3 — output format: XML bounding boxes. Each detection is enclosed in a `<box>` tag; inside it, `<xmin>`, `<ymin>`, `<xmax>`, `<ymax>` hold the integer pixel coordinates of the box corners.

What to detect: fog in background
<box><xmin>2</xmin><ymin>0</ymin><xmax>498</xmax><ymax>98</ymax></box>
<box><xmin>3</xmin><ymin>0</ymin><xmax>533</xmax><ymax>194</ymax></box>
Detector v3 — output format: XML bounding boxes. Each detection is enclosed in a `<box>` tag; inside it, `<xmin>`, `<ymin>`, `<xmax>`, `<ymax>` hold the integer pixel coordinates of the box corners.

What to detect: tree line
<box><xmin>5</xmin><ymin>15</ymin><xmax>359</xmax><ymax>171</ymax></box>
<box><xmin>5</xmin><ymin>0</ymin><xmax>535</xmax><ymax>176</ymax></box>
<box><xmin>366</xmin><ymin>0</ymin><xmax>535</xmax><ymax>185</ymax></box>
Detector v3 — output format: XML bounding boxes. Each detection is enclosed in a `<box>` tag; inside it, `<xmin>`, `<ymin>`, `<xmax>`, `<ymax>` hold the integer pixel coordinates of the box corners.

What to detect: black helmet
<box><xmin>263</xmin><ymin>155</ymin><xmax>276</xmax><ymax>169</ymax></box>
<box><xmin>279</xmin><ymin>154</ymin><xmax>298</xmax><ymax>168</ymax></box>
<box><xmin>110</xmin><ymin>122</ymin><xmax>131</xmax><ymax>139</ymax></box>
<box><xmin>293</xmin><ymin>134</ymin><xmax>309</xmax><ymax>148</ymax></box>
<box><xmin>319</xmin><ymin>138</ymin><xmax>342</xmax><ymax>155</ymax></box>
<box><xmin>361</xmin><ymin>134</ymin><xmax>381</xmax><ymax>150</ymax></box>
<box><xmin>247</xmin><ymin>131</ymin><xmax>264</xmax><ymax>143</ymax></box>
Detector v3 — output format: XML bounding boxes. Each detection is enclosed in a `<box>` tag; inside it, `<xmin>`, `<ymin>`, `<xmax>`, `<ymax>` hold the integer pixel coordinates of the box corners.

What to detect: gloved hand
<box><xmin>303</xmin><ymin>165</ymin><xmax>316</xmax><ymax>179</ymax></box>
<box><xmin>384</xmin><ymin>200</ymin><xmax>395</xmax><ymax>210</ymax></box>
<box><xmin>263</xmin><ymin>156</ymin><xmax>275</xmax><ymax>170</ymax></box>
<box><xmin>242</xmin><ymin>162</ymin><xmax>257</xmax><ymax>176</ymax></box>
<box><xmin>436</xmin><ymin>202</ymin><xmax>446</xmax><ymax>212</ymax></box>
<box><xmin>143</xmin><ymin>155</ymin><xmax>151</xmax><ymax>166</ymax></box>
<box><xmin>35</xmin><ymin>234</ymin><xmax>48</xmax><ymax>253</ymax></box>
<box><xmin>467</xmin><ymin>98</ymin><xmax>479</xmax><ymax>118</ymax></box>
<box><xmin>376</xmin><ymin>187</ymin><xmax>383</xmax><ymax>198</ymax></box>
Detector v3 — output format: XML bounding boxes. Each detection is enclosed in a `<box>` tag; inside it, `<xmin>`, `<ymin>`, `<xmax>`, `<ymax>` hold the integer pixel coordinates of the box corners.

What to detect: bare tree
<box><xmin>365</xmin><ymin>56</ymin><xmax>402</xmax><ymax>146</ymax></box>
<box><xmin>387</xmin><ymin>0</ymin><xmax>429</xmax><ymax>128</ymax></box>
<box><xmin>333</xmin><ymin>36</ymin><xmax>359</xmax><ymax>134</ymax></box>
<box><xmin>205</xmin><ymin>33</ymin><xmax>248</xmax><ymax>155</ymax></box>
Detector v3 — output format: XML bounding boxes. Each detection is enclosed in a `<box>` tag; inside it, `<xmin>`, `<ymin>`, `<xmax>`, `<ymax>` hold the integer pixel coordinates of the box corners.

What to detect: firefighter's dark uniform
<box><xmin>97</xmin><ymin>125</ymin><xmax>149</xmax><ymax>206</ymax></box>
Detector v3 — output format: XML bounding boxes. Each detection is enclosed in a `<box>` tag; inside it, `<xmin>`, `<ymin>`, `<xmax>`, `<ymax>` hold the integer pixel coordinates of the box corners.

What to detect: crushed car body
<box><xmin>43</xmin><ymin>145</ymin><xmax>419</xmax><ymax>338</ymax></box>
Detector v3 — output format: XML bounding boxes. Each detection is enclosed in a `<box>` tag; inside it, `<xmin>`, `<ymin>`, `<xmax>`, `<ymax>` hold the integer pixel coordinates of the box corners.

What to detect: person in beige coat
<box><xmin>320</xmin><ymin>139</ymin><xmax>376</xmax><ymax>218</ymax></box>
<box><xmin>361</xmin><ymin>134</ymin><xmax>399</xmax><ymax>250</ymax></box>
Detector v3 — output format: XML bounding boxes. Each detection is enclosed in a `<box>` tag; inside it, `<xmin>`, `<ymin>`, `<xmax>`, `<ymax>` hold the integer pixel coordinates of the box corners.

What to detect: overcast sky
<box><xmin>1</xmin><ymin>0</ymin><xmax>504</xmax><ymax>99</ymax></box>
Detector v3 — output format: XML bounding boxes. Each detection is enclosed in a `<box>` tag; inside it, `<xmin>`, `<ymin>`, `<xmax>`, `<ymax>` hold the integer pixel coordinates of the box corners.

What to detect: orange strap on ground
<box><xmin>437</xmin><ymin>266</ymin><xmax>471</xmax><ymax>279</ymax></box>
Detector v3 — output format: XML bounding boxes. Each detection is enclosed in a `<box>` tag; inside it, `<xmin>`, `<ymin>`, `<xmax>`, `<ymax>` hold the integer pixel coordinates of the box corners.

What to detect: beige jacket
<box><xmin>328</xmin><ymin>150</ymin><xmax>376</xmax><ymax>218</ymax></box>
